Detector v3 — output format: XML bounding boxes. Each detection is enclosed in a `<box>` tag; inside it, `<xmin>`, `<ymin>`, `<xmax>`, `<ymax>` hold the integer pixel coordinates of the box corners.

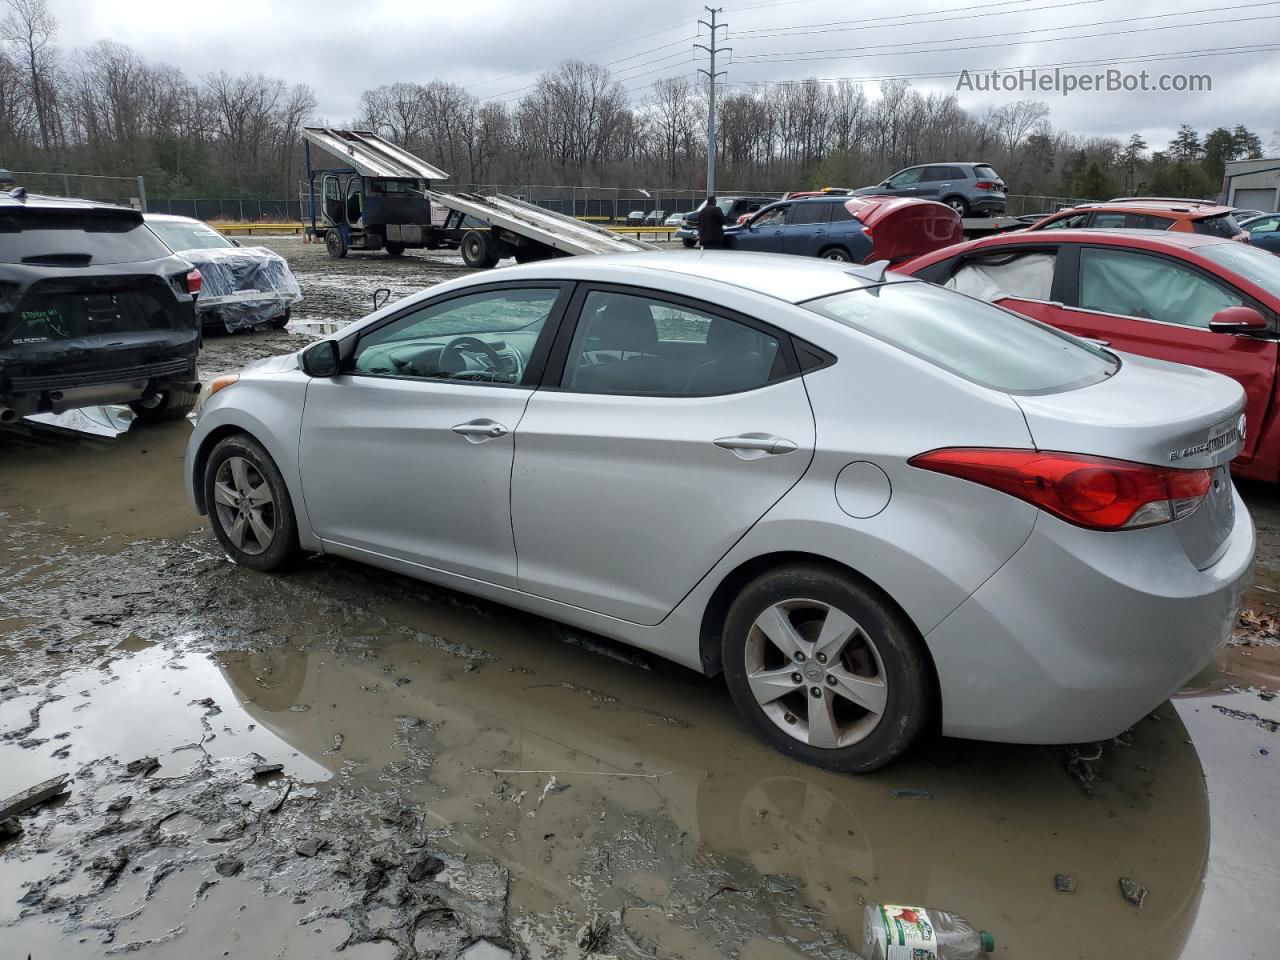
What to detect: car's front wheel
<box><xmin>681</xmin><ymin>237</ymin><xmax>697</xmax><ymax>248</ymax></box>
<box><xmin>721</xmin><ymin>564</ymin><xmax>932</xmax><ymax>772</ymax></box>
<box><xmin>204</xmin><ymin>433</ymin><xmax>300</xmax><ymax>571</ymax></box>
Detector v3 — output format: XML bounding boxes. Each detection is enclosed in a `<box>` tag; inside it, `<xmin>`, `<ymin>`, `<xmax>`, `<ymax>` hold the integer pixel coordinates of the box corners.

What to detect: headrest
<box><xmin>706</xmin><ymin>316</ymin><xmax>760</xmax><ymax>355</ymax></box>
<box><xmin>594</xmin><ymin>298</ymin><xmax>657</xmax><ymax>353</ymax></box>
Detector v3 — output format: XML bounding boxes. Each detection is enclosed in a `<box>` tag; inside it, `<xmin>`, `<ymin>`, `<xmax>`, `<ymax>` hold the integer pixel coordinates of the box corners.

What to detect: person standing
<box><xmin>697</xmin><ymin>196</ymin><xmax>726</xmax><ymax>250</ymax></box>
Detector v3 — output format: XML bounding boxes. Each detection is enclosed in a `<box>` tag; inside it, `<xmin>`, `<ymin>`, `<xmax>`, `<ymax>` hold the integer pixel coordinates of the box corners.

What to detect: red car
<box><xmin>897</xmin><ymin>229</ymin><xmax>1280</xmax><ymax>482</ymax></box>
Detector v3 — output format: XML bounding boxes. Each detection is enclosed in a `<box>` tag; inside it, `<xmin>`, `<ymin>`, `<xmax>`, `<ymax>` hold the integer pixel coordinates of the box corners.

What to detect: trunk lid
<box><xmin>1013</xmin><ymin>351</ymin><xmax>1245</xmax><ymax>569</ymax></box>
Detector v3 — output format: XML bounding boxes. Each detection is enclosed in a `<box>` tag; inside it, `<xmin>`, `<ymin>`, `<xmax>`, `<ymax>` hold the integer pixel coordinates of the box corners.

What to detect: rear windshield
<box><xmin>973</xmin><ymin>164</ymin><xmax>1001</xmax><ymax>181</ymax></box>
<box><xmin>806</xmin><ymin>281</ymin><xmax>1118</xmax><ymax>395</ymax></box>
<box><xmin>147</xmin><ymin>220</ymin><xmax>234</xmax><ymax>253</ymax></box>
<box><xmin>1199</xmin><ymin>241</ymin><xmax>1280</xmax><ymax>291</ymax></box>
<box><xmin>0</xmin><ymin>211</ymin><xmax>172</xmax><ymax>265</ymax></box>
<box><xmin>1193</xmin><ymin>213</ymin><xmax>1241</xmax><ymax>238</ymax></box>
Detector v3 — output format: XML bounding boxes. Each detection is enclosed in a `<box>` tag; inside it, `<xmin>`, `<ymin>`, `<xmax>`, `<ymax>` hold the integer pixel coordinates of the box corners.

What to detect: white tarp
<box><xmin>186</xmin><ymin>245</ymin><xmax>303</xmax><ymax>332</ymax></box>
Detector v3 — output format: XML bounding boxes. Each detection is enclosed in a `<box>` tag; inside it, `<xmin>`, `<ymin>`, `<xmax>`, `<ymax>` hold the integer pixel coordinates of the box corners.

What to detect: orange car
<box><xmin>1026</xmin><ymin>197</ymin><xmax>1249</xmax><ymax>241</ymax></box>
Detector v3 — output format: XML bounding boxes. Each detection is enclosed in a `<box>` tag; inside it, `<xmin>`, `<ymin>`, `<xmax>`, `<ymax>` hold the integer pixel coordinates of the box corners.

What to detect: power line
<box><xmin>721</xmin><ymin>41</ymin><xmax>1279</xmax><ymax>87</ymax></box>
<box><xmin>484</xmin><ymin>45</ymin><xmax>696</xmax><ymax>106</ymax></box>
<box><xmin>733</xmin><ymin>9</ymin><xmax>1280</xmax><ymax>65</ymax></box>
<box><xmin>733</xmin><ymin>0</ymin><xmax>1074</xmax><ymax>37</ymax></box>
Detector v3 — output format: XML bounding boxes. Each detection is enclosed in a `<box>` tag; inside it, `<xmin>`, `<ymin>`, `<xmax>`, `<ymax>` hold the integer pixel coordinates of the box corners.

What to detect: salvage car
<box><xmin>144</xmin><ymin>214</ymin><xmax>301</xmax><ymax>331</ymax></box>
<box><xmin>1025</xmin><ymin>198</ymin><xmax>1249</xmax><ymax>241</ymax></box>
<box><xmin>676</xmin><ymin>195</ymin><xmax>777</xmax><ymax>248</ymax></box>
<box><xmin>186</xmin><ymin>252</ymin><xmax>1253</xmax><ymax>772</ymax></box>
<box><xmin>725</xmin><ymin>196</ymin><xmax>962</xmax><ymax>264</ymax></box>
<box><xmin>1238</xmin><ymin>213</ymin><xmax>1280</xmax><ymax>255</ymax></box>
<box><xmin>1</xmin><ymin>192</ymin><xmax>201</xmax><ymax>425</ymax></box>
<box><xmin>852</xmin><ymin>162</ymin><xmax>1007</xmax><ymax>217</ymax></box>
<box><xmin>898</xmin><ymin>228</ymin><xmax>1280</xmax><ymax>481</ymax></box>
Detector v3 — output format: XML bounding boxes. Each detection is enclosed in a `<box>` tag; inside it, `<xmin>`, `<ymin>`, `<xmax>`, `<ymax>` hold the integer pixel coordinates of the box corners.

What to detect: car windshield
<box><xmin>806</xmin><ymin>281</ymin><xmax>1118</xmax><ymax>395</ymax></box>
<box><xmin>1199</xmin><ymin>241</ymin><xmax>1280</xmax><ymax>291</ymax></box>
<box><xmin>148</xmin><ymin>220</ymin><xmax>235</xmax><ymax>252</ymax></box>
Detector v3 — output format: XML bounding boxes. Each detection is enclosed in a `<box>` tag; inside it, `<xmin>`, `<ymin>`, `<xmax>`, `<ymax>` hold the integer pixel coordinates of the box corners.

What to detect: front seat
<box><xmin>571</xmin><ymin>298</ymin><xmax>671</xmax><ymax>394</ymax></box>
<box><xmin>684</xmin><ymin>317</ymin><xmax>770</xmax><ymax>395</ymax></box>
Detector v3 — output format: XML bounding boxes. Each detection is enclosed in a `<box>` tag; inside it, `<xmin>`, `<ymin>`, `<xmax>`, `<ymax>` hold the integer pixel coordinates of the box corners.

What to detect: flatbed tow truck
<box><xmin>302</xmin><ymin>127</ymin><xmax>655</xmax><ymax>267</ymax></box>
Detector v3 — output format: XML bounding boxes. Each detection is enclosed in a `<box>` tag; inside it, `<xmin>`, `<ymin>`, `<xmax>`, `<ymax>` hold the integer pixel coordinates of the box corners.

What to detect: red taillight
<box><xmin>909</xmin><ymin>448</ymin><xmax>1213</xmax><ymax>530</ymax></box>
<box><xmin>185</xmin><ymin>268</ymin><xmax>202</xmax><ymax>295</ymax></box>
<box><xmin>973</xmin><ymin>181</ymin><xmax>999</xmax><ymax>190</ymax></box>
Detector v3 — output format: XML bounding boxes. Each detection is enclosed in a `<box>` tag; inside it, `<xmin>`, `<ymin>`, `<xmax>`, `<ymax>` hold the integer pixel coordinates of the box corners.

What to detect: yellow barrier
<box><xmin>210</xmin><ymin>222</ymin><xmax>680</xmax><ymax>239</ymax></box>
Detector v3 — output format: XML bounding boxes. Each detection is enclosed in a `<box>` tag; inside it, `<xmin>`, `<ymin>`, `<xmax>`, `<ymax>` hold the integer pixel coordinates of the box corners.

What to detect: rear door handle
<box><xmin>452</xmin><ymin>418</ymin><xmax>508</xmax><ymax>442</ymax></box>
<box><xmin>715</xmin><ymin>433</ymin><xmax>798</xmax><ymax>459</ymax></box>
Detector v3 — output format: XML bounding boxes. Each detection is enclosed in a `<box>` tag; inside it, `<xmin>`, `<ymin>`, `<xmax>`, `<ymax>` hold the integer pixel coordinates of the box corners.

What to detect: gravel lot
<box><xmin>2</xmin><ymin>237</ymin><xmax>1278</xmax><ymax>959</ymax></box>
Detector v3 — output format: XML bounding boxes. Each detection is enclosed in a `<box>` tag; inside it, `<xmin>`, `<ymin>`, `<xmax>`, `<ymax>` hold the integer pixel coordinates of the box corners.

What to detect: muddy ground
<box><xmin>3</xmin><ymin>237</ymin><xmax>1279</xmax><ymax>959</ymax></box>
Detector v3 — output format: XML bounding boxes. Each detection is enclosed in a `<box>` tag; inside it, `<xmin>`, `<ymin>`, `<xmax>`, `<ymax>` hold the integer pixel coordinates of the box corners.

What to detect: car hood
<box><xmin>242</xmin><ymin>352</ymin><xmax>300</xmax><ymax>376</ymax></box>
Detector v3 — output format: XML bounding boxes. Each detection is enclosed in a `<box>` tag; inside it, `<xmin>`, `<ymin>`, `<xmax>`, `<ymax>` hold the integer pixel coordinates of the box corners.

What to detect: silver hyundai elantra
<box><xmin>186</xmin><ymin>252</ymin><xmax>1254</xmax><ymax>771</ymax></box>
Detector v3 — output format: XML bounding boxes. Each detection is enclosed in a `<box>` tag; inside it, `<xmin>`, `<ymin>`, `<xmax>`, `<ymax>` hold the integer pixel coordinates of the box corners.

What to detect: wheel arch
<box><xmin>696</xmin><ymin>551</ymin><xmax>941</xmax><ymax>719</ymax></box>
<box><xmin>816</xmin><ymin>243</ymin><xmax>853</xmax><ymax>261</ymax></box>
<box><xmin>191</xmin><ymin>423</ymin><xmax>253</xmax><ymax>516</ymax></box>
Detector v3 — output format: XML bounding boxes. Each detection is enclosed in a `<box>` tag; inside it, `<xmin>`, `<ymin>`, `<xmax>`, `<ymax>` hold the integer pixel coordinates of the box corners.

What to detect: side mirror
<box><xmin>300</xmin><ymin>339</ymin><xmax>341</xmax><ymax>377</ymax></box>
<box><xmin>231</xmin><ymin>238</ymin><xmax>242</xmax><ymax>247</ymax></box>
<box><xmin>1209</xmin><ymin>305</ymin><xmax>1268</xmax><ymax>333</ymax></box>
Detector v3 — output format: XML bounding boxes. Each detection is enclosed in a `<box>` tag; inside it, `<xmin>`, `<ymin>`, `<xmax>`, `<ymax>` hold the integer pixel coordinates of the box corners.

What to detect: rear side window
<box><xmin>806</xmin><ymin>281</ymin><xmax>1117</xmax><ymax>395</ymax></box>
<box><xmin>829</xmin><ymin>202</ymin><xmax>856</xmax><ymax>223</ymax></box>
<box><xmin>1194</xmin><ymin>213</ymin><xmax>1242</xmax><ymax>238</ymax></box>
<box><xmin>946</xmin><ymin>251</ymin><xmax>1056</xmax><ymax>302</ymax></box>
<box><xmin>1090</xmin><ymin>212</ymin><xmax>1127</xmax><ymax>228</ymax></box>
<box><xmin>790</xmin><ymin>203</ymin><xmax>829</xmax><ymax>225</ymax></box>
<box><xmin>945</xmin><ymin>166</ymin><xmax>967</xmax><ymax>180</ymax></box>
<box><xmin>0</xmin><ymin>211</ymin><xmax>173</xmax><ymax>265</ymax></box>
<box><xmin>1131</xmin><ymin>214</ymin><xmax>1175</xmax><ymax>230</ymax></box>
<box><xmin>973</xmin><ymin>165</ymin><xmax>1001</xmax><ymax>181</ymax></box>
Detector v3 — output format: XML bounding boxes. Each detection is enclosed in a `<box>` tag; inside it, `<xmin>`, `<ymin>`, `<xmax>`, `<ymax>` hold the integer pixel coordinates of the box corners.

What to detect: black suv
<box><xmin>0</xmin><ymin>193</ymin><xmax>202</xmax><ymax>426</ymax></box>
<box><xmin>676</xmin><ymin>196</ymin><xmax>778</xmax><ymax>247</ymax></box>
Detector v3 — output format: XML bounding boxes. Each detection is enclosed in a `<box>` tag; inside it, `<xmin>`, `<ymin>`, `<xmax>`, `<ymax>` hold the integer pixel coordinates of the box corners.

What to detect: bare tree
<box><xmin>3</xmin><ymin>0</ymin><xmax>56</xmax><ymax>151</ymax></box>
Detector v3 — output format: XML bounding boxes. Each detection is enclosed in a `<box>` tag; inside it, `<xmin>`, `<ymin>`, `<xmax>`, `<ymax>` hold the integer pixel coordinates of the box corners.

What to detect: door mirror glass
<box><xmin>1209</xmin><ymin>305</ymin><xmax>1268</xmax><ymax>332</ymax></box>
<box><xmin>301</xmin><ymin>339</ymin><xmax>341</xmax><ymax>378</ymax></box>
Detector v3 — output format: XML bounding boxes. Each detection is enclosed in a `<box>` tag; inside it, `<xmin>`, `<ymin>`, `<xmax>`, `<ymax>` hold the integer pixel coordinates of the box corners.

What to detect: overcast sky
<box><xmin>48</xmin><ymin>0</ymin><xmax>1280</xmax><ymax>152</ymax></box>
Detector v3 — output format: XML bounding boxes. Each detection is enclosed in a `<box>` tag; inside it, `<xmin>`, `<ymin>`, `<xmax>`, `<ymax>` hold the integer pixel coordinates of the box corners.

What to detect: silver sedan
<box><xmin>186</xmin><ymin>252</ymin><xmax>1254</xmax><ymax>771</ymax></box>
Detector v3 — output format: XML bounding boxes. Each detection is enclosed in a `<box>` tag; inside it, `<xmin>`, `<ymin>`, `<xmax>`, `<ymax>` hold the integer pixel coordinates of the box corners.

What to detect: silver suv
<box><xmin>852</xmin><ymin>162</ymin><xmax>1006</xmax><ymax>217</ymax></box>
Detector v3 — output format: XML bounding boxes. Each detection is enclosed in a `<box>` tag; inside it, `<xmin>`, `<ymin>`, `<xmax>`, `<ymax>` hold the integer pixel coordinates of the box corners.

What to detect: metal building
<box><xmin>1223</xmin><ymin>157</ymin><xmax>1280</xmax><ymax>211</ymax></box>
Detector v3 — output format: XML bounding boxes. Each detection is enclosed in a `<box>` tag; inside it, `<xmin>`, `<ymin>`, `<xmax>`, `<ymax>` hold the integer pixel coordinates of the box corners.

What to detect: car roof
<box><xmin>1055</xmin><ymin>199</ymin><xmax>1233</xmax><ymax>218</ymax></box>
<box><xmin>979</xmin><ymin>227</ymin><xmax>1229</xmax><ymax>250</ymax></box>
<box><xmin>0</xmin><ymin>192</ymin><xmax>142</xmax><ymax>218</ymax></box>
<box><xmin>468</xmin><ymin>251</ymin><xmax>910</xmax><ymax>304</ymax></box>
<box><xmin>142</xmin><ymin>213</ymin><xmax>207</xmax><ymax>224</ymax></box>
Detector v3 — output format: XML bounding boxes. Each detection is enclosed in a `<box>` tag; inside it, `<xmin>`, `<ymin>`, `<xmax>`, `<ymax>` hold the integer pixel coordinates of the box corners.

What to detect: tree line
<box><xmin>1</xmin><ymin>0</ymin><xmax>1272</xmax><ymax>203</ymax></box>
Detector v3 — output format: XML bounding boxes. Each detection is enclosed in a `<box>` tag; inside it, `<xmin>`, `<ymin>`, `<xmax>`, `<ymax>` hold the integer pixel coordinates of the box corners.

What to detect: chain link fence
<box><xmin>10</xmin><ymin>171</ymin><xmax>147</xmax><ymax>208</ymax></box>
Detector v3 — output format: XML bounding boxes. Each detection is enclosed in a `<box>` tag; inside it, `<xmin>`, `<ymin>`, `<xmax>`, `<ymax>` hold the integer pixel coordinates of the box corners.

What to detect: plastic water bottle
<box><xmin>864</xmin><ymin>904</ymin><xmax>995</xmax><ymax>960</ymax></box>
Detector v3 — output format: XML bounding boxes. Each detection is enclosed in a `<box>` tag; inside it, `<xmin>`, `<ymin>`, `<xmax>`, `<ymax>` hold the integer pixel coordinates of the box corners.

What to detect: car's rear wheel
<box><xmin>385</xmin><ymin>242</ymin><xmax>406</xmax><ymax>257</ymax></box>
<box><xmin>721</xmin><ymin>564</ymin><xmax>932</xmax><ymax>772</ymax></box>
<box><xmin>944</xmin><ymin>196</ymin><xmax>969</xmax><ymax>217</ymax></box>
<box><xmin>204</xmin><ymin>433</ymin><xmax>300</xmax><ymax>571</ymax></box>
<box><xmin>461</xmin><ymin>230</ymin><xmax>499</xmax><ymax>269</ymax></box>
<box><xmin>819</xmin><ymin>246</ymin><xmax>853</xmax><ymax>262</ymax></box>
<box><xmin>681</xmin><ymin>237</ymin><xmax>697</xmax><ymax>248</ymax></box>
<box><xmin>270</xmin><ymin>307</ymin><xmax>291</xmax><ymax>330</ymax></box>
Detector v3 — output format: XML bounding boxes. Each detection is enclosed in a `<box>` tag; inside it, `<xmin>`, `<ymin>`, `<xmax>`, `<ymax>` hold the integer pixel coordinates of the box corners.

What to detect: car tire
<box><xmin>819</xmin><ymin>246</ymin><xmax>853</xmax><ymax>262</ymax></box>
<box><xmin>270</xmin><ymin>307</ymin><xmax>291</xmax><ymax>330</ymax></box>
<box><xmin>129</xmin><ymin>384</ymin><xmax>199</xmax><ymax>423</ymax></box>
<box><xmin>461</xmin><ymin>230</ymin><xmax>498</xmax><ymax>269</ymax></box>
<box><xmin>721</xmin><ymin>564</ymin><xmax>933</xmax><ymax>773</ymax></box>
<box><xmin>324</xmin><ymin>229</ymin><xmax>347</xmax><ymax>259</ymax></box>
<box><xmin>385</xmin><ymin>242</ymin><xmax>406</xmax><ymax>257</ymax></box>
<box><xmin>681</xmin><ymin>237</ymin><xmax>698</xmax><ymax>248</ymax></box>
<box><xmin>203</xmin><ymin>433</ymin><xmax>300</xmax><ymax>572</ymax></box>
<box><xmin>944</xmin><ymin>196</ymin><xmax>969</xmax><ymax>217</ymax></box>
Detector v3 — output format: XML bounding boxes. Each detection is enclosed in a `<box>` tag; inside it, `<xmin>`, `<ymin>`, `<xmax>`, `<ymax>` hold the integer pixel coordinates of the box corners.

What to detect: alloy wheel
<box><xmin>743</xmin><ymin>599</ymin><xmax>887</xmax><ymax>749</ymax></box>
<box><xmin>212</xmin><ymin>456</ymin><xmax>276</xmax><ymax>556</ymax></box>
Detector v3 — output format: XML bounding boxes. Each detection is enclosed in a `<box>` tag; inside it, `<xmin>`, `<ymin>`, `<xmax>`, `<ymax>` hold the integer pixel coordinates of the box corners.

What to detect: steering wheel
<box><xmin>439</xmin><ymin>335</ymin><xmax>507</xmax><ymax>381</ymax></box>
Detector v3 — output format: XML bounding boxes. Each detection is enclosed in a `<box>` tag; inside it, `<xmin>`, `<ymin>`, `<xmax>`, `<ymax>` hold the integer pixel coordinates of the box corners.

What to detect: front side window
<box><xmin>352</xmin><ymin>287</ymin><xmax>560</xmax><ymax>383</ymax></box>
<box><xmin>1078</xmin><ymin>247</ymin><xmax>1242</xmax><ymax>328</ymax></box>
<box><xmin>753</xmin><ymin>205</ymin><xmax>790</xmax><ymax>227</ymax></box>
<box><xmin>807</xmin><ymin>280</ymin><xmax>1117</xmax><ymax>395</ymax></box>
<box><xmin>562</xmin><ymin>290</ymin><xmax>784</xmax><ymax>396</ymax></box>
<box><xmin>1247</xmin><ymin>216</ymin><xmax>1280</xmax><ymax>233</ymax></box>
<box><xmin>886</xmin><ymin>167</ymin><xmax>924</xmax><ymax>188</ymax></box>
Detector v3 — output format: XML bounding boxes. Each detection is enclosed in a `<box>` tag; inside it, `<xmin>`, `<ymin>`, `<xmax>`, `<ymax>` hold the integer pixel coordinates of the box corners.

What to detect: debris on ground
<box><xmin>215</xmin><ymin>856</ymin><xmax>244</xmax><ymax>877</ymax></box>
<box><xmin>407</xmin><ymin>853</ymin><xmax>446</xmax><ymax>882</ymax></box>
<box><xmin>252</xmin><ymin>762</ymin><xmax>284</xmax><ymax>778</ymax></box>
<box><xmin>1055</xmin><ymin>874</ymin><xmax>1076</xmax><ymax>893</ymax></box>
<box><xmin>577</xmin><ymin>912</ymin><xmax>612</xmax><ymax>954</ymax></box>
<box><xmin>1063</xmin><ymin>743</ymin><xmax>1105</xmax><ymax>796</ymax></box>
<box><xmin>0</xmin><ymin>817</ymin><xmax>21</xmax><ymax>841</ymax></box>
<box><xmin>889</xmin><ymin>788</ymin><xmax>931</xmax><ymax>800</ymax></box>
<box><xmin>125</xmin><ymin>757</ymin><xmax>160</xmax><ymax>777</ymax></box>
<box><xmin>296</xmin><ymin>838</ymin><xmax>326</xmax><ymax>858</ymax></box>
<box><xmin>0</xmin><ymin>773</ymin><xmax>70</xmax><ymax>819</ymax></box>
<box><xmin>1212</xmin><ymin>704</ymin><xmax>1280</xmax><ymax>733</ymax></box>
<box><xmin>1119</xmin><ymin>877</ymin><xmax>1148</xmax><ymax>908</ymax></box>
<box><xmin>1234</xmin><ymin>610</ymin><xmax>1280</xmax><ymax>646</ymax></box>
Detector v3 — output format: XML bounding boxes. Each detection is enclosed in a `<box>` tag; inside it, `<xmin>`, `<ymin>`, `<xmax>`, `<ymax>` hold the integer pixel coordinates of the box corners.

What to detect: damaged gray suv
<box><xmin>0</xmin><ymin>193</ymin><xmax>202</xmax><ymax>425</ymax></box>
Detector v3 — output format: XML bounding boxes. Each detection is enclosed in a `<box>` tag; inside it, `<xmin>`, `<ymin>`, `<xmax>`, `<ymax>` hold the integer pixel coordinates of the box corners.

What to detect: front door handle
<box><xmin>715</xmin><ymin>433</ymin><xmax>798</xmax><ymax>459</ymax></box>
<box><xmin>452</xmin><ymin>418</ymin><xmax>508</xmax><ymax>442</ymax></box>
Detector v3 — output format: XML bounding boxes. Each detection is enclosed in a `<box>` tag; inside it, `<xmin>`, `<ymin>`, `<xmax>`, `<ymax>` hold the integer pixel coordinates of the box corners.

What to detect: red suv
<box><xmin>898</xmin><ymin>229</ymin><xmax>1280</xmax><ymax>481</ymax></box>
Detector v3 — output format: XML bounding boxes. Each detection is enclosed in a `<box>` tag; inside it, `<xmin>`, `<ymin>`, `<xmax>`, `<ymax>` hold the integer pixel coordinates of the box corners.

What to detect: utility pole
<box><xmin>695</xmin><ymin>7</ymin><xmax>730</xmax><ymax>198</ymax></box>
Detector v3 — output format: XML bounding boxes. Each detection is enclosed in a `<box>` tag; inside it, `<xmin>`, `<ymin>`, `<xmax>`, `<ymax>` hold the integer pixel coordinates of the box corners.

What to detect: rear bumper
<box><xmin>924</xmin><ymin>488</ymin><xmax>1254</xmax><ymax>743</ymax></box>
<box><xmin>969</xmin><ymin>197</ymin><xmax>1007</xmax><ymax>215</ymax></box>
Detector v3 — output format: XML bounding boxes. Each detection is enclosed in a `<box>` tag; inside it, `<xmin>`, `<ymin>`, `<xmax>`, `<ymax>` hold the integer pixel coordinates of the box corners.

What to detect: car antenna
<box><xmin>860</xmin><ymin>259</ymin><xmax>890</xmax><ymax>283</ymax></box>
<box><xmin>8</xmin><ymin>186</ymin><xmax>25</xmax><ymax>200</ymax></box>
